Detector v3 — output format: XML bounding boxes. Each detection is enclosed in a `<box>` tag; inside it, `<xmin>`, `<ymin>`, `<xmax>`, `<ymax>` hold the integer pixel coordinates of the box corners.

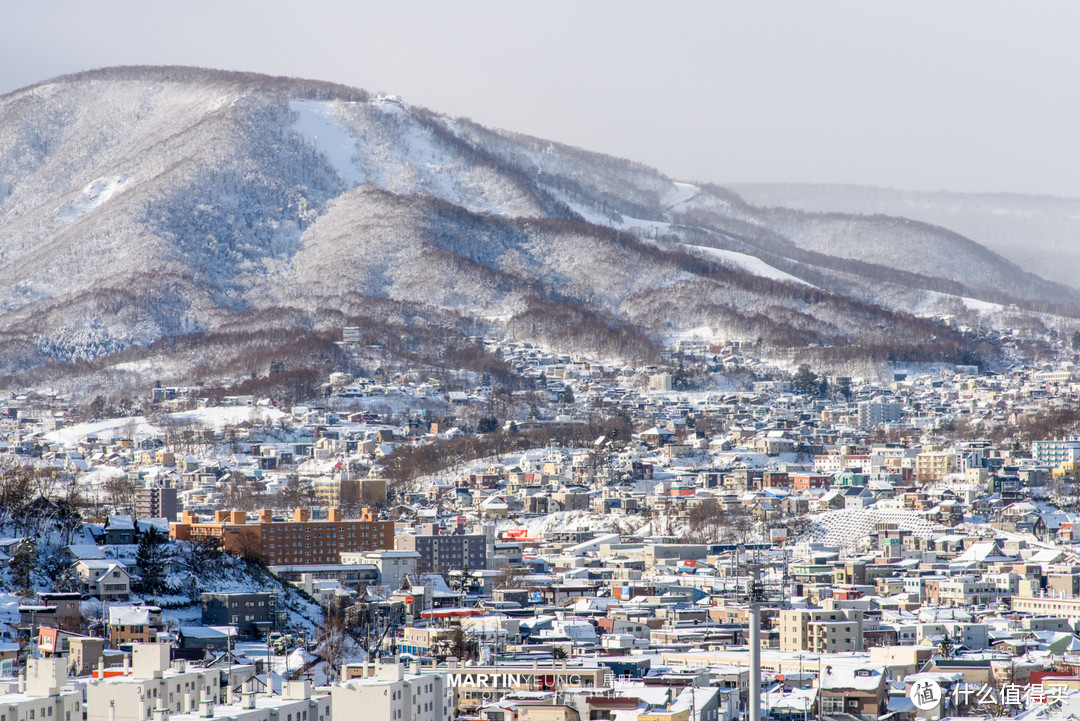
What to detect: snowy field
<box><xmin>685</xmin><ymin>245</ymin><xmax>814</xmax><ymax>287</ymax></box>
<box><xmin>42</xmin><ymin>405</ymin><xmax>288</xmax><ymax>447</ymax></box>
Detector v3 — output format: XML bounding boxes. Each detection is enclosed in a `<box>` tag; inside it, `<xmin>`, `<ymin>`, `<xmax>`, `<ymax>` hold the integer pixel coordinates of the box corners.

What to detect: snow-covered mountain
<box><xmin>0</xmin><ymin>66</ymin><xmax>1072</xmax><ymax>375</ymax></box>
<box><xmin>731</xmin><ymin>183</ymin><xmax>1080</xmax><ymax>292</ymax></box>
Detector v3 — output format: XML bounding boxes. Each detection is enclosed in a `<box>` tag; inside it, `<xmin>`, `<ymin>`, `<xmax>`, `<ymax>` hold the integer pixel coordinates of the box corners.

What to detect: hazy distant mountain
<box><xmin>0</xmin><ymin>66</ymin><xmax>1070</xmax><ymax>378</ymax></box>
<box><xmin>731</xmin><ymin>183</ymin><xmax>1080</xmax><ymax>291</ymax></box>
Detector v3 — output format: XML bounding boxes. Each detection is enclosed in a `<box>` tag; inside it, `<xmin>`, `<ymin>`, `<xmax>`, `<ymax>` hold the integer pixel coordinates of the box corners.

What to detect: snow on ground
<box><xmin>708</xmin><ymin>451</ymin><xmax>799</xmax><ymax>469</ymax></box>
<box><xmin>665</xmin><ymin>325</ymin><xmax>719</xmax><ymax>345</ymax></box>
<box><xmin>291</xmin><ymin>100</ymin><xmax>365</xmax><ymax>186</ymax></box>
<box><xmin>663</xmin><ymin>182</ymin><xmax>700</xmax><ymax>211</ymax></box>
<box><xmin>496</xmin><ymin>510</ymin><xmax>634</xmax><ymax>538</ymax></box>
<box><xmin>169</xmin><ymin>405</ymin><xmax>287</xmax><ymax>430</ymax></box>
<box><xmin>685</xmin><ymin>245</ymin><xmax>815</xmax><ymax>287</ymax></box>
<box><xmin>110</xmin><ymin>357</ymin><xmax>177</xmax><ymax>376</ymax></box>
<box><xmin>59</xmin><ymin>174</ymin><xmax>134</xmax><ymax>221</ymax></box>
<box><xmin>920</xmin><ymin>290</ymin><xmax>1009</xmax><ymax>316</ymax></box>
<box><xmin>959</xmin><ymin>296</ymin><xmax>1008</xmax><ymax>313</ymax></box>
<box><xmin>554</xmin><ymin>193</ymin><xmax>679</xmax><ymax>236</ymax></box>
<box><xmin>0</xmin><ymin>594</ymin><xmax>21</xmax><ymax>631</ymax></box>
<box><xmin>42</xmin><ymin>416</ymin><xmax>155</xmax><ymax>446</ymax></box>
<box><xmin>232</xmin><ymin>643</ymin><xmax>333</xmax><ymax>684</ymax></box>
<box><xmin>42</xmin><ymin>405</ymin><xmax>288</xmax><ymax>447</ymax></box>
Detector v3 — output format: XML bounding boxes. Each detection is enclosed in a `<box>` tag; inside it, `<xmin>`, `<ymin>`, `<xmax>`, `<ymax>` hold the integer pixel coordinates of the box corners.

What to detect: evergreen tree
<box><xmin>937</xmin><ymin>632</ymin><xmax>956</xmax><ymax>659</ymax></box>
<box><xmin>10</xmin><ymin>538</ymin><xmax>38</xmax><ymax>597</ymax></box>
<box><xmin>134</xmin><ymin>526</ymin><xmax>171</xmax><ymax>595</ymax></box>
<box><xmin>792</xmin><ymin>365</ymin><xmax>819</xmax><ymax>396</ymax></box>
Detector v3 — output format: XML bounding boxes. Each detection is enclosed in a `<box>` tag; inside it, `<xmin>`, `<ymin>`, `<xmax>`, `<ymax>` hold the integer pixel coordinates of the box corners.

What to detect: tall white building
<box><xmin>0</xmin><ymin>657</ymin><xmax>82</xmax><ymax>721</ymax></box>
<box><xmin>857</xmin><ymin>399</ymin><xmax>902</xmax><ymax>429</ymax></box>
<box><xmin>86</xmin><ymin>643</ymin><xmax>244</xmax><ymax>721</ymax></box>
<box><xmin>1032</xmin><ymin>438</ymin><xmax>1080</xmax><ymax>465</ymax></box>
<box><xmin>86</xmin><ymin>643</ymin><xmax>329</xmax><ymax>721</ymax></box>
<box><xmin>334</xmin><ymin>662</ymin><xmax>453</xmax><ymax>721</ymax></box>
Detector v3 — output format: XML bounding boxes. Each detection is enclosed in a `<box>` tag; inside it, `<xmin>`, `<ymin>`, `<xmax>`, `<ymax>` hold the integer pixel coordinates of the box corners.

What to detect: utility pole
<box><xmin>749</xmin><ymin>562</ymin><xmax>764</xmax><ymax>721</ymax></box>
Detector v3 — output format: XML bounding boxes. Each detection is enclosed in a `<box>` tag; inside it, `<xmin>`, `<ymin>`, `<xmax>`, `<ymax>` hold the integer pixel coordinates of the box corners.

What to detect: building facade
<box><xmin>397</xmin><ymin>529</ymin><xmax>487</xmax><ymax>572</ymax></box>
<box><xmin>171</xmin><ymin>508</ymin><xmax>393</xmax><ymax>565</ymax></box>
<box><xmin>135</xmin><ymin>486</ymin><xmax>178</xmax><ymax>522</ymax></box>
<box><xmin>333</xmin><ymin>662</ymin><xmax>453</xmax><ymax>721</ymax></box>
<box><xmin>201</xmin><ymin>593</ymin><xmax>274</xmax><ymax>634</ymax></box>
<box><xmin>779</xmin><ymin>605</ymin><xmax>864</xmax><ymax>653</ymax></box>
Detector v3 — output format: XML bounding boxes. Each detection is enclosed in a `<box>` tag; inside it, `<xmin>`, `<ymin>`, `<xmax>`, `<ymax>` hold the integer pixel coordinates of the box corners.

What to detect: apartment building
<box><xmin>135</xmin><ymin>485</ymin><xmax>178</xmax><ymax>522</ymax></box>
<box><xmin>85</xmin><ymin>644</ymin><xmax>231</xmax><ymax>720</ymax></box>
<box><xmin>915</xmin><ymin>451</ymin><xmax>959</xmax><ymax>483</ymax></box>
<box><xmin>313</xmin><ymin>478</ymin><xmax>387</xmax><ymax>508</ymax></box>
<box><xmin>340</xmin><ymin>550</ymin><xmax>420</xmax><ymax>591</ymax></box>
<box><xmin>857</xmin><ymin>400</ymin><xmax>902</xmax><ymax>430</ymax></box>
<box><xmin>0</xmin><ymin>657</ymin><xmax>82</xmax><ymax>721</ymax></box>
<box><xmin>397</xmin><ymin>526</ymin><xmax>487</xmax><ymax>572</ymax></box>
<box><xmin>170</xmin><ymin>507</ymin><xmax>393</xmax><ymax>565</ymax></box>
<box><xmin>333</xmin><ymin>662</ymin><xmax>453</xmax><ymax>721</ymax></box>
<box><xmin>779</xmin><ymin>604</ymin><xmax>864</xmax><ymax>653</ymax></box>
<box><xmin>933</xmin><ymin>576</ymin><xmax>997</xmax><ymax>607</ymax></box>
<box><xmin>1033</xmin><ymin>438</ymin><xmax>1080</xmax><ymax>465</ymax></box>
<box><xmin>86</xmin><ymin>643</ymin><xmax>324</xmax><ymax>721</ymax></box>
<box><xmin>201</xmin><ymin>593</ymin><xmax>274</xmax><ymax>634</ymax></box>
<box><xmin>1012</xmin><ymin>596</ymin><xmax>1080</xmax><ymax>616</ymax></box>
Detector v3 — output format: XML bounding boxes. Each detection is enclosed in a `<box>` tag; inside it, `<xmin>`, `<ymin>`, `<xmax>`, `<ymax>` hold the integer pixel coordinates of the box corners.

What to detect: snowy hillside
<box><xmin>0</xmin><ymin>66</ymin><xmax>1072</xmax><ymax>377</ymax></box>
<box><xmin>732</xmin><ymin>183</ymin><xmax>1080</xmax><ymax>292</ymax></box>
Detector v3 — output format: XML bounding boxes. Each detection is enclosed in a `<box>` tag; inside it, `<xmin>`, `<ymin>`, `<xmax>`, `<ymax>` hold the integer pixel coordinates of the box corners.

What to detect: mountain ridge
<box><xmin>0</xmin><ymin>66</ymin><xmax>1069</xmax><ymax>381</ymax></box>
<box><xmin>731</xmin><ymin>182</ymin><xmax>1080</xmax><ymax>292</ymax></box>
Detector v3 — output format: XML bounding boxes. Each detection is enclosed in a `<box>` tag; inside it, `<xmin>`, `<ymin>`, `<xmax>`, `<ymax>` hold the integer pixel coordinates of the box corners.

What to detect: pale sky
<box><xmin>4</xmin><ymin>1</ymin><xmax>1079</xmax><ymax>197</ymax></box>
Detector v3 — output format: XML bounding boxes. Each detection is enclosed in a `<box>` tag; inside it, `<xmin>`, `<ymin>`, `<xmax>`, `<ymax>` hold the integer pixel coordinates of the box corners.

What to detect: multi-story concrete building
<box><xmin>1012</xmin><ymin>596</ymin><xmax>1080</xmax><ymax>616</ymax></box>
<box><xmin>334</xmin><ymin>661</ymin><xmax>453</xmax><ymax>721</ymax></box>
<box><xmin>313</xmin><ymin>478</ymin><xmax>388</xmax><ymax>509</ymax></box>
<box><xmin>915</xmin><ymin>622</ymin><xmax>990</xmax><ymax>650</ymax></box>
<box><xmin>170</xmin><ymin>507</ymin><xmax>393</xmax><ymax>565</ymax></box>
<box><xmin>340</xmin><ymin>550</ymin><xmax>420</xmax><ymax>591</ymax></box>
<box><xmin>397</xmin><ymin>527</ymin><xmax>487</xmax><ymax>572</ymax></box>
<box><xmin>934</xmin><ymin>576</ymin><xmax>997</xmax><ymax>607</ymax></box>
<box><xmin>0</xmin><ymin>657</ymin><xmax>82</xmax><ymax>721</ymax></box>
<box><xmin>85</xmin><ymin>643</ymin><xmax>244</xmax><ymax>719</ymax></box>
<box><xmin>779</xmin><ymin>604</ymin><xmax>864</xmax><ymax>653</ymax></box>
<box><xmin>135</xmin><ymin>485</ymin><xmax>178</xmax><ymax>521</ymax></box>
<box><xmin>86</xmin><ymin>643</ymin><xmax>324</xmax><ymax>721</ymax></box>
<box><xmin>857</xmin><ymin>400</ymin><xmax>902</xmax><ymax>430</ymax></box>
<box><xmin>915</xmin><ymin>451</ymin><xmax>959</xmax><ymax>483</ymax></box>
<box><xmin>1033</xmin><ymin>438</ymin><xmax>1080</xmax><ymax>466</ymax></box>
<box><xmin>201</xmin><ymin>593</ymin><xmax>274</xmax><ymax>634</ymax></box>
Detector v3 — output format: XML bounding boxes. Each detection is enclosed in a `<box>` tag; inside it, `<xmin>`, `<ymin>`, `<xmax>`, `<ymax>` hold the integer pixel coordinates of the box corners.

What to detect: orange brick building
<box><xmin>170</xmin><ymin>507</ymin><xmax>393</xmax><ymax>565</ymax></box>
